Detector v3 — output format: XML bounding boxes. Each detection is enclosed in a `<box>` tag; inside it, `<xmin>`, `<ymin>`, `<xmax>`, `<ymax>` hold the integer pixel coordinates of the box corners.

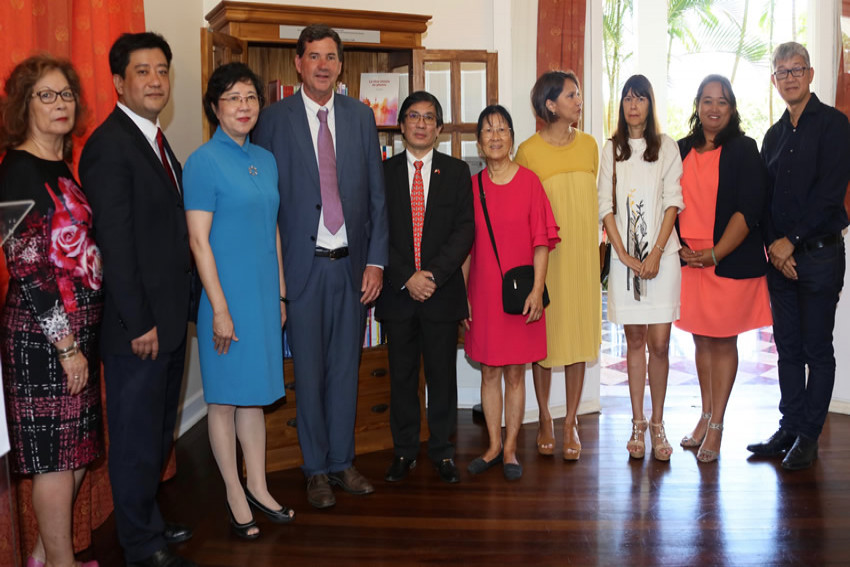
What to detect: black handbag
<box><xmin>600</xmin><ymin>145</ymin><xmax>616</xmax><ymax>285</ymax></box>
<box><xmin>477</xmin><ymin>171</ymin><xmax>550</xmax><ymax>315</ymax></box>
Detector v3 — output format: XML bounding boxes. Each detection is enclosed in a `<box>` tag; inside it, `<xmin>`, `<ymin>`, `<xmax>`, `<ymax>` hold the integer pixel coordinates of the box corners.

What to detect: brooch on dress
<box><xmin>249</xmin><ymin>165</ymin><xmax>258</xmax><ymax>176</ymax></box>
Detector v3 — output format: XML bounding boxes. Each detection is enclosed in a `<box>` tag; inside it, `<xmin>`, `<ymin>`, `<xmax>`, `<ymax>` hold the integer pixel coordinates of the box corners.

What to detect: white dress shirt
<box><xmin>406</xmin><ymin>148</ymin><xmax>434</xmax><ymax>205</ymax></box>
<box><xmin>117</xmin><ymin>101</ymin><xmax>180</xmax><ymax>193</ymax></box>
<box><xmin>300</xmin><ymin>89</ymin><xmax>348</xmax><ymax>249</ymax></box>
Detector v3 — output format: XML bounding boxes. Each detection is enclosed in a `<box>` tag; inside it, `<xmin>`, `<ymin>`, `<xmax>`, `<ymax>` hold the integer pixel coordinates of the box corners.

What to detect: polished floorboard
<box><xmin>86</xmin><ymin>384</ymin><xmax>850</xmax><ymax>567</ymax></box>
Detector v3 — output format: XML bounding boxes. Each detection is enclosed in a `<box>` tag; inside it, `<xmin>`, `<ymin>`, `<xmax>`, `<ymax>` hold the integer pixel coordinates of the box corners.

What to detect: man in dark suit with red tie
<box><xmin>80</xmin><ymin>32</ymin><xmax>195</xmax><ymax>567</ymax></box>
<box><xmin>376</xmin><ymin>91</ymin><xmax>474</xmax><ymax>484</ymax></box>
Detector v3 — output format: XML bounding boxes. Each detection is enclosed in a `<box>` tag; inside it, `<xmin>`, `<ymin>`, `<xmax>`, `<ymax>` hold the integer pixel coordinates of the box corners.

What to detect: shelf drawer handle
<box><xmin>370</xmin><ymin>367</ymin><xmax>387</xmax><ymax>377</ymax></box>
<box><xmin>371</xmin><ymin>403</ymin><xmax>388</xmax><ymax>414</ymax></box>
<box><xmin>286</xmin><ymin>418</ymin><xmax>297</xmax><ymax>428</ymax></box>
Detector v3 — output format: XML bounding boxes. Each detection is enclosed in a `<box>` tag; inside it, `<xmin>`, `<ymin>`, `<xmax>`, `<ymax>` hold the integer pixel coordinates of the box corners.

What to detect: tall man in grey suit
<box><xmin>253</xmin><ymin>24</ymin><xmax>388</xmax><ymax>509</ymax></box>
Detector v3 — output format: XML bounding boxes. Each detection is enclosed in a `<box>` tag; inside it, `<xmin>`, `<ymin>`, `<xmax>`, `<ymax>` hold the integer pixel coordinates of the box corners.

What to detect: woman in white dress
<box><xmin>598</xmin><ymin>75</ymin><xmax>684</xmax><ymax>461</ymax></box>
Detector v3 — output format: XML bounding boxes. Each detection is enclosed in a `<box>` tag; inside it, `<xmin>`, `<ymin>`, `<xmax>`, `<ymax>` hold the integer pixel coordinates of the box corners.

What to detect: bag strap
<box><xmin>477</xmin><ymin>170</ymin><xmax>504</xmax><ymax>278</ymax></box>
<box><xmin>612</xmin><ymin>142</ymin><xmax>618</xmax><ymax>215</ymax></box>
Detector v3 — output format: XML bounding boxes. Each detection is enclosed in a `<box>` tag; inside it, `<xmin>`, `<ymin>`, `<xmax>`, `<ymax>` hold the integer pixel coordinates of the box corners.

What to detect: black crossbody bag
<box><xmin>477</xmin><ymin>170</ymin><xmax>550</xmax><ymax>315</ymax></box>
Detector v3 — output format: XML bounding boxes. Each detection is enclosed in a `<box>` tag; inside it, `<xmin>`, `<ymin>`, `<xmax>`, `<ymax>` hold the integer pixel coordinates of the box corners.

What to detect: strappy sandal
<box><xmin>563</xmin><ymin>419</ymin><xmax>582</xmax><ymax>461</ymax></box>
<box><xmin>649</xmin><ymin>421</ymin><xmax>673</xmax><ymax>461</ymax></box>
<box><xmin>680</xmin><ymin>412</ymin><xmax>712</xmax><ymax>447</ymax></box>
<box><xmin>536</xmin><ymin>417</ymin><xmax>555</xmax><ymax>456</ymax></box>
<box><xmin>697</xmin><ymin>422</ymin><xmax>724</xmax><ymax>463</ymax></box>
<box><xmin>627</xmin><ymin>418</ymin><xmax>648</xmax><ymax>459</ymax></box>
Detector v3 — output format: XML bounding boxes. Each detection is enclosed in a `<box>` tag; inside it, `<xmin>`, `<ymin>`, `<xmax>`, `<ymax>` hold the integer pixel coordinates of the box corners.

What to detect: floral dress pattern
<box><xmin>0</xmin><ymin>149</ymin><xmax>104</xmax><ymax>474</ymax></box>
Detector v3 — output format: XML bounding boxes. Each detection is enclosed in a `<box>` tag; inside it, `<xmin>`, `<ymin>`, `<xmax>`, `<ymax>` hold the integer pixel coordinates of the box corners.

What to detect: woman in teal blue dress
<box><xmin>183</xmin><ymin>62</ymin><xmax>293</xmax><ymax>539</ymax></box>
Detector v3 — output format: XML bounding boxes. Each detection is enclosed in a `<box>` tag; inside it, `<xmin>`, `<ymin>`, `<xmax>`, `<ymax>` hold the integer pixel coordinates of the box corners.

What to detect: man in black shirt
<box><xmin>749</xmin><ymin>41</ymin><xmax>850</xmax><ymax>470</ymax></box>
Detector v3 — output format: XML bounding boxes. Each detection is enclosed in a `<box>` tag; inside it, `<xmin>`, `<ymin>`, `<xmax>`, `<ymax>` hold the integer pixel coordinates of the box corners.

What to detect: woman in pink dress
<box><xmin>676</xmin><ymin>75</ymin><xmax>772</xmax><ymax>462</ymax></box>
<box><xmin>463</xmin><ymin>105</ymin><xmax>559</xmax><ymax>480</ymax></box>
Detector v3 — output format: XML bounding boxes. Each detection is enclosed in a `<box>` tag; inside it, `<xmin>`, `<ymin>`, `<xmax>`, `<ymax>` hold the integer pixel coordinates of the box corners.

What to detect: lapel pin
<box><xmin>434</xmin><ymin>169</ymin><xmax>440</xmax><ymax>175</ymax></box>
<box><xmin>249</xmin><ymin>165</ymin><xmax>258</xmax><ymax>176</ymax></box>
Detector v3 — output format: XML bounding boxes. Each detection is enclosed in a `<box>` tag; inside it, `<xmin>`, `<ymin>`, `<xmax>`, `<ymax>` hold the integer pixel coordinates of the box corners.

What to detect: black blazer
<box><xmin>677</xmin><ymin>135</ymin><xmax>768</xmax><ymax>279</ymax></box>
<box><xmin>79</xmin><ymin>107</ymin><xmax>191</xmax><ymax>355</ymax></box>
<box><xmin>375</xmin><ymin>150</ymin><xmax>474</xmax><ymax>322</ymax></box>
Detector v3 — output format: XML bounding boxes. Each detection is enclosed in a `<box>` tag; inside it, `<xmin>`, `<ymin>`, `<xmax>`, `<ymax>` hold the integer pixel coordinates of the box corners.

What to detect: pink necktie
<box><xmin>317</xmin><ymin>108</ymin><xmax>343</xmax><ymax>233</ymax></box>
<box><xmin>411</xmin><ymin>160</ymin><xmax>425</xmax><ymax>271</ymax></box>
<box><xmin>156</xmin><ymin>127</ymin><xmax>178</xmax><ymax>191</ymax></box>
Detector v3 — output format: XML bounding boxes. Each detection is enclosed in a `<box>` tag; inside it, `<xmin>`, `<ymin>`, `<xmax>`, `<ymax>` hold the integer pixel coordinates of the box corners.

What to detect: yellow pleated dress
<box><xmin>515</xmin><ymin>131</ymin><xmax>601</xmax><ymax>367</ymax></box>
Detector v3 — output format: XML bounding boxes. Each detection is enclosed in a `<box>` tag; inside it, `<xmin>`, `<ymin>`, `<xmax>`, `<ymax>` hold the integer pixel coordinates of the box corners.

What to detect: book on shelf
<box><xmin>359</xmin><ymin>73</ymin><xmax>400</xmax><ymax>127</ymax></box>
<box><xmin>266</xmin><ymin>80</ymin><xmax>300</xmax><ymax>105</ymax></box>
<box><xmin>363</xmin><ymin>306</ymin><xmax>385</xmax><ymax>348</ymax></box>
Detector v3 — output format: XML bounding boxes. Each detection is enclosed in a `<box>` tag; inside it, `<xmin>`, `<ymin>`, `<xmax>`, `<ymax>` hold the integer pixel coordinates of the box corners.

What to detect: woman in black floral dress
<box><xmin>0</xmin><ymin>55</ymin><xmax>103</xmax><ymax>567</ymax></box>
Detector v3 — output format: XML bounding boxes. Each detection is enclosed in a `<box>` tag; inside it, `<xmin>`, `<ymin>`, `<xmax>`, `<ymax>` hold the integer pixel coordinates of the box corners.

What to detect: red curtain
<box><xmin>536</xmin><ymin>0</ymin><xmax>586</xmax><ymax>130</ymax></box>
<box><xmin>0</xmin><ymin>2</ymin><xmax>145</xmax><ymax>566</ymax></box>
<box><xmin>837</xmin><ymin>1</ymin><xmax>850</xmax><ymax>215</ymax></box>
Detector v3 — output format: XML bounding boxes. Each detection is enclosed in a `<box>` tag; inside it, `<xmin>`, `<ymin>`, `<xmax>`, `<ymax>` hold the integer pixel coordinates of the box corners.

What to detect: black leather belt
<box><xmin>315</xmin><ymin>246</ymin><xmax>349</xmax><ymax>260</ymax></box>
<box><xmin>797</xmin><ymin>233</ymin><xmax>842</xmax><ymax>253</ymax></box>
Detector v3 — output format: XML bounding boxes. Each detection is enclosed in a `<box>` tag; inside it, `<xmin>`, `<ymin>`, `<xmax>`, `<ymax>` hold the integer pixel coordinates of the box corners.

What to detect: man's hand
<box><xmin>768</xmin><ymin>237</ymin><xmax>795</xmax><ymax>270</ymax></box>
<box><xmin>405</xmin><ymin>270</ymin><xmax>437</xmax><ymax>302</ymax></box>
<box><xmin>361</xmin><ymin>265</ymin><xmax>383</xmax><ymax>304</ymax></box>
<box><xmin>131</xmin><ymin>327</ymin><xmax>159</xmax><ymax>360</ymax></box>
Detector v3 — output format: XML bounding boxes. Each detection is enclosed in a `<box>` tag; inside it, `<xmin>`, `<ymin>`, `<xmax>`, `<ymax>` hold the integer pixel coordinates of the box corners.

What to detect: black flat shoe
<box><xmin>245</xmin><ymin>488</ymin><xmax>295</xmax><ymax>524</ymax></box>
<box><xmin>226</xmin><ymin>501</ymin><xmax>260</xmax><ymax>540</ymax></box>
<box><xmin>436</xmin><ymin>458</ymin><xmax>460</xmax><ymax>484</ymax></box>
<box><xmin>163</xmin><ymin>522</ymin><xmax>193</xmax><ymax>545</ymax></box>
<box><xmin>467</xmin><ymin>451</ymin><xmax>503</xmax><ymax>475</ymax></box>
<box><xmin>747</xmin><ymin>428</ymin><xmax>796</xmax><ymax>457</ymax></box>
<box><xmin>503</xmin><ymin>462</ymin><xmax>523</xmax><ymax>481</ymax></box>
<box><xmin>781</xmin><ymin>435</ymin><xmax>818</xmax><ymax>471</ymax></box>
<box><xmin>385</xmin><ymin>455</ymin><xmax>417</xmax><ymax>482</ymax></box>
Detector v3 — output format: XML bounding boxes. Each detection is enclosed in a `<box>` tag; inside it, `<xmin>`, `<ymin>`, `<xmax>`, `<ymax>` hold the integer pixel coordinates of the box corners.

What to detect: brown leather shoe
<box><xmin>306</xmin><ymin>473</ymin><xmax>336</xmax><ymax>509</ymax></box>
<box><xmin>328</xmin><ymin>466</ymin><xmax>375</xmax><ymax>495</ymax></box>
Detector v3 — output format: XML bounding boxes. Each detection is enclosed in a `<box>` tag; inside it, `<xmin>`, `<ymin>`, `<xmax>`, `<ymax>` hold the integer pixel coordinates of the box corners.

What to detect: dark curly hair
<box><xmin>0</xmin><ymin>53</ymin><xmax>88</xmax><ymax>161</ymax></box>
<box><xmin>203</xmin><ymin>62</ymin><xmax>265</xmax><ymax>127</ymax></box>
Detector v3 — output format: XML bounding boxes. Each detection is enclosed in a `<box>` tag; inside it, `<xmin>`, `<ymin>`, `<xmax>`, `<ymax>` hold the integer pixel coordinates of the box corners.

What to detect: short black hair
<box><xmin>398</xmin><ymin>91</ymin><xmax>443</xmax><ymax>128</ymax></box>
<box><xmin>203</xmin><ymin>62</ymin><xmax>265</xmax><ymax>127</ymax></box>
<box><xmin>476</xmin><ymin>104</ymin><xmax>515</xmax><ymax>147</ymax></box>
<box><xmin>296</xmin><ymin>24</ymin><xmax>343</xmax><ymax>64</ymax></box>
<box><xmin>530</xmin><ymin>70</ymin><xmax>580</xmax><ymax>123</ymax></box>
<box><xmin>109</xmin><ymin>32</ymin><xmax>172</xmax><ymax>77</ymax></box>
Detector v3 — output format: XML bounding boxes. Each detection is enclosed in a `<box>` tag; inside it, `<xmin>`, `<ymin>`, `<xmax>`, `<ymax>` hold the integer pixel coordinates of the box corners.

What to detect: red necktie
<box><xmin>411</xmin><ymin>160</ymin><xmax>425</xmax><ymax>271</ymax></box>
<box><xmin>156</xmin><ymin>127</ymin><xmax>178</xmax><ymax>191</ymax></box>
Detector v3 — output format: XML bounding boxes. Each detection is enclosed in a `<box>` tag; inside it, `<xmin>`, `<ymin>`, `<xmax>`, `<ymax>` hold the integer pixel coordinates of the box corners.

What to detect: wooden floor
<box><xmin>84</xmin><ymin>386</ymin><xmax>850</xmax><ymax>567</ymax></box>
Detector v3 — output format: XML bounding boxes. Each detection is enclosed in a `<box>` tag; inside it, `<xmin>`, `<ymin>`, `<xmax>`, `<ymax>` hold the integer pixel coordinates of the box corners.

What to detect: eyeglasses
<box><xmin>219</xmin><ymin>94</ymin><xmax>260</xmax><ymax>105</ymax></box>
<box><xmin>405</xmin><ymin>111</ymin><xmax>437</xmax><ymax>125</ymax></box>
<box><xmin>622</xmin><ymin>95</ymin><xmax>647</xmax><ymax>105</ymax></box>
<box><xmin>773</xmin><ymin>66</ymin><xmax>808</xmax><ymax>80</ymax></box>
<box><xmin>480</xmin><ymin>126</ymin><xmax>510</xmax><ymax>138</ymax></box>
<box><xmin>32</xmin><ymin>89</ymin><xmax>76</xmax><ymax>104</ymax></box>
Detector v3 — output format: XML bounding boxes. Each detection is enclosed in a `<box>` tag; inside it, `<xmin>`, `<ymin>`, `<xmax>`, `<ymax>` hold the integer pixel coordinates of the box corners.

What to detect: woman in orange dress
<box><xmin>675</xmin><ymin>75</ymin><xmax>772</xmax><ymax>462</ymax></box>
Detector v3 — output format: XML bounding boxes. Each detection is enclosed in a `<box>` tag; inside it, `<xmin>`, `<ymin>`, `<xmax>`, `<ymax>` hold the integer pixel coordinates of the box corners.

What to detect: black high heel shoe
<box><xmin>245</xmin><ymin>488</ymin><xmax>295</xmax><ymax>524</ymax></box>
<box><xmin>226</xmin><ymin>501</ymin><xmax>260</xmax><ymax>540</ymax></box>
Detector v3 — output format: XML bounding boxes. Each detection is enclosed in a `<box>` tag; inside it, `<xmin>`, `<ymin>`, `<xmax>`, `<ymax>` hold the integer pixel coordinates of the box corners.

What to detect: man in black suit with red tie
<box><xmin>376</xmin><ymin>91</ymin><xmax>474</xmax><ymax>484</ymax></box>
<box><xmin>80</xmin><ymin>33</ymin><xmax>195</xmax><ymax>567</ymax></box>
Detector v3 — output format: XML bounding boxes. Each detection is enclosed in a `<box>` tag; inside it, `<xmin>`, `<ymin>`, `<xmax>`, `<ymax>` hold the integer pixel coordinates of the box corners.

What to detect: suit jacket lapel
<box><xmin>111</xmin><ymin>108</ymin><xmax>181</xmax><ymax>200</ymax></box>
<box><xmin>334</xmin><ymin>97</ymin><xmax>350</xmax><ymax>192</ymax></box>
<box><xmin>422</xmin><ymin>150</ymin><xmax>445</xmax><ymax>234</ymax></box>
<box><xmin>287</xmin><ymin>100</ymin><xmax>321</xmax><ymax>192</ymax></box>
<box><xmin>395</xmin><ymin>151</ymin><xmax>414</xmax><ymax>247</ymax></box>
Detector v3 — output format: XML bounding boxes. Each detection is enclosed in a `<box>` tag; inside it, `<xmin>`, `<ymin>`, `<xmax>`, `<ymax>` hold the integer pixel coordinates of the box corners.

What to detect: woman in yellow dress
<box><xmin>515</xmin><ymin>70</ymin><xmax>600</xmax><ymax>460</ymax></box>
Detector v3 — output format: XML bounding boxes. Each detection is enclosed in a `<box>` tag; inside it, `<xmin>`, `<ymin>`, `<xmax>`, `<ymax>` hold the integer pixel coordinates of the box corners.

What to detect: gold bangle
<box><xmin>56</xmin><ymin>340</ymin><xmax>78</xmax><ymax>355</ymax></box>
<box><xmin>655</xmin><ymin>244</ymin><xmax>664</xmax><ymax>253</ymax></box>
<box><xmin>58</xmin><ymin>347</ymin><xmax>79</xmax><ymax>360</ymax></box>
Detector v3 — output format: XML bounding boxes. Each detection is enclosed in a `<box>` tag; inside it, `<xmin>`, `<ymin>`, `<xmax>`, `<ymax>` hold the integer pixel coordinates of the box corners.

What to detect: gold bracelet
<box><xmin>58</xmin><ymin>346</ymin><xmax>79</xmax><ymax>360</ymax></box>
<box><xmin>655</xmin><ymin>244</ymin><xmax>664</xmax><ymax>253</ymax></box>
<box><xmin>56</xmin><ymin>340</ymin><xmax>78</xmax><ymax>356</ymax></box>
